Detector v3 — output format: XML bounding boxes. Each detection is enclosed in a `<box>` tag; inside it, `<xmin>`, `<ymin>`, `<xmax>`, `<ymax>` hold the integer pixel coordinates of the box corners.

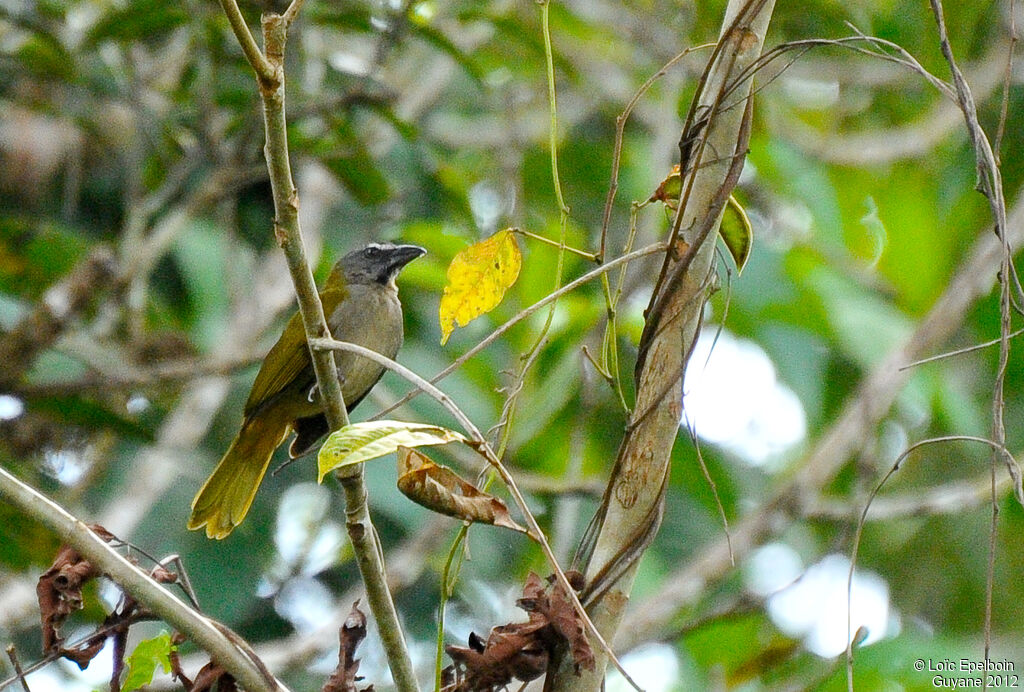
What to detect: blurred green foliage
<box><xmin>1</xmin><ymin>0</ymin><xmax>1022</xmax><ymax>689</ymax></box>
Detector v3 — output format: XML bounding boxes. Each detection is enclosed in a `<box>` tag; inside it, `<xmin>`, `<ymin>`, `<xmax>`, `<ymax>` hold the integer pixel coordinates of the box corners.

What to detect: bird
<box><xmin>188</xmin><ymin>242</ymin><xmax>426</xmax><ymax>539</ymax></box>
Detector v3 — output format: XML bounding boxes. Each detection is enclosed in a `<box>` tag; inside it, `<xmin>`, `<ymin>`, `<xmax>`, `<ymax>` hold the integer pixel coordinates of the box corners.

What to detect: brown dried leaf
<box><xmin>37</xmin><ymin>524</ymin><xmax>115</xmax><ymax>654</ymax></box>
<box><xmin>544</xmin><ymin>574</ymin><xmax>594</xmax><ymax>673</ymax></box>
<box><xmin>442</xmin><ymin>571</ymin><xmax>593</xmax><ymax>691</ymax></box>
<box><xmin>396</xmin><ymin>447</ymin><xmax>527</xmax><ymax>533</ymax></box>
<box><xmin>189</xmin><ymin>662</ymin><xmax>236</xmax><ymax>692</ymax></box>
<box><xmin>445</xmin><ymin>628</ymin><xmax>548</xmax><ymax>691</ymax></box>
<box><xmin>322</xmin><ymin>601</ymin><xmax>373</xmax><ymax>692</ymax></box>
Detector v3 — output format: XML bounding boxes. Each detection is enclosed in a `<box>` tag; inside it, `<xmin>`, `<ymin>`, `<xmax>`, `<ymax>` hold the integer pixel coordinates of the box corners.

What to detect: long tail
<box><xmin>188</xmin><ymin>412</ymin><xmax>290</xmax><ymax>539</ymax></box>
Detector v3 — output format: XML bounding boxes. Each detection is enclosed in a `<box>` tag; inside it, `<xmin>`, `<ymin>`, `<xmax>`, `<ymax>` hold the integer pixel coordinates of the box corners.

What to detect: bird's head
<box><xmin>338</xmin><ymin>243</ymin><xmax>426</xmax><ymax>286</ymax></box>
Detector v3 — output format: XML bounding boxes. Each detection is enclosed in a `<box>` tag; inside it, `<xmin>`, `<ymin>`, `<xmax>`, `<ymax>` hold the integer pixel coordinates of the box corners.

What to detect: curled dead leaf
<box><xmin>322</xmin><ymin>601</ymin><xmax>372</xmax><ymax>692</ymax></box>
<box><xmin>37</xmin><ymin>524</ymin><xmax>115</xmax><ymax>655</ymax></box>
<box><xmin>442</xmin><ymin>571</ymin><xmax>593</xmax><ymax>691</ymax></box>
<box><xmin>396</xmin><ymin>447</ymin><xmax>527</xmax><ymax>534</ymax></box>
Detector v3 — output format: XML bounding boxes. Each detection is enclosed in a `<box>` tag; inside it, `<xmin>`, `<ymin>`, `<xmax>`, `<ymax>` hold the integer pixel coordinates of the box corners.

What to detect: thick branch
<box><xmin>546</xmin><ymin>1</ymin><xmax>776</xmax><ymax>689</ymax></box>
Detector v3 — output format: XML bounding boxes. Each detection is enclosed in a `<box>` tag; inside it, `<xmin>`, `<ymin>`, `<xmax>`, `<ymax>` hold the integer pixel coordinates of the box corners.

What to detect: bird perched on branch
<box><xmin>188</xmin><ymin>242</ymin><xmax>426</xmax><ymax>539</ymax></box>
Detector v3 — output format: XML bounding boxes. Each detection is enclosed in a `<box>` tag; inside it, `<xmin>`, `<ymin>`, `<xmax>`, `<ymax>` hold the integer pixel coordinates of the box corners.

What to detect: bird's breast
<box><xmin>326</xmin><ymin>284</ymin><xmax>404</xmax><ymax>403</ymax></box>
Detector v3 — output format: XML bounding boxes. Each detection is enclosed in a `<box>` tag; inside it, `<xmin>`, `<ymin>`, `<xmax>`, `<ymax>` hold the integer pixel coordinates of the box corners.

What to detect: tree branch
<box><xmin>223</xmin><ymin>8</ymin><xmax>419</xmax><ymax>690</ymax></box>
<box><xmin>545</xmin><ymin>1</ymin><xmax>777</xmax><ymax>688</ymax></box>
<box><xmin>0</xmin><ymin>468</ymin><xmax>286</xmax><ymax>692</ymax></box>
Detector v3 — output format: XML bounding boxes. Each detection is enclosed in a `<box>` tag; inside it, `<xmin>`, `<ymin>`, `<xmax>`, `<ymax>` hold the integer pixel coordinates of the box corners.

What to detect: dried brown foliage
<box><xmin>322</xmin><ymin>601</ymin><xmax>373</xmax><ymax>692</ymax></box>
<box><xmin>443</xmin><ymin>571</ymin><xmax>593</xmax><ymax>691</ymax></box>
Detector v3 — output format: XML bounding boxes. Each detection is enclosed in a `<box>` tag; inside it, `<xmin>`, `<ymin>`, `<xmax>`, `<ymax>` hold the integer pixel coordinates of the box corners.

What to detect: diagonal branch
<box><xmin>216</xmin><ymin>0</ymin><xmax>274</xmax><ymax>83</ymax></box>
<box><xmin>0</xmin><ymin>468</ymin><xmax>286</xmax><ymax>692</ymax></box>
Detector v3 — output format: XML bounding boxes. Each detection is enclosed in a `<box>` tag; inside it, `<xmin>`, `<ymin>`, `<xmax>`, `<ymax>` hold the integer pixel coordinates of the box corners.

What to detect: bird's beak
<box><xmin>386</xmin><ymin>244</ymin><xmax>427</xmax><ymax>273</ymax></box>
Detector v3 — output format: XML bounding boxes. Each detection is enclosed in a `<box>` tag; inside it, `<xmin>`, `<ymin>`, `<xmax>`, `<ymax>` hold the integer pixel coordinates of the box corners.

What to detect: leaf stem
<box><xmin>513</xmin><ymin>228</ymin><xmax>597</xmax><ymax>261</ymax></box>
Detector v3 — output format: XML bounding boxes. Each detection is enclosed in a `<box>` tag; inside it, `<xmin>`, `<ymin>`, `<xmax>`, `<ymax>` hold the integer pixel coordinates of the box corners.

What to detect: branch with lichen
<box><xmin>545</xmin><ymin>0</ymin><xmax>777</xmax><ymax>688</ymax></box>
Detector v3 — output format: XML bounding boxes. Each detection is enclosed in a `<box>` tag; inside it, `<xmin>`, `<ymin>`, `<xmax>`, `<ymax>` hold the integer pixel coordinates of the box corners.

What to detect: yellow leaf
<box><xmin>439</xmin><ymin>228</ymin><xmax>522</xmax><ymax>345</ymax></box>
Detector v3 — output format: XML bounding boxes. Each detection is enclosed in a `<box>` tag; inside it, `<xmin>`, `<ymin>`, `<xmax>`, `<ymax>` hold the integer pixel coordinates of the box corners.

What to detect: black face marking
<box><xmin>339</xmin><ymin>243</ymin><xmax>425</xmax><ymax>285</ymax></box>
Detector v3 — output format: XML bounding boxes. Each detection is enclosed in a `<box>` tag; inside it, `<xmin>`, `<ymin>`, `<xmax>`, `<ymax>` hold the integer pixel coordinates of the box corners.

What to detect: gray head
<box><xmin>339</xmin><ymin>242</ymin><xmax>426</xmax><ymax>285</ymax></box>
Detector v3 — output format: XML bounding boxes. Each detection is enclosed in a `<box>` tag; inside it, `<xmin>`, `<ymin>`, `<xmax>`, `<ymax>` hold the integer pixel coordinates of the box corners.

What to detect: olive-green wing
<box><xmin>243</xmin><ymin>288</ymin><xmax>348</xmax><ymax>414</ymax></box>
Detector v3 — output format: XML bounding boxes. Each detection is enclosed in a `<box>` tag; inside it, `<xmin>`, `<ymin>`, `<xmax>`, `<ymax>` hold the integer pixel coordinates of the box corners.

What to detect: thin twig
<box><xmin>5</xmin><ymin>645</ymin><xmax>31</xmax><ymax>692</ymax></box>
<box><xmin>805</xmin><ymin>472</ymin><xmax>1013</xmax><ymax>521</ymax></box>
<box><xmin>927</xmin><ymin>3</ymin><xmax>1012</xmax><ymax>687</ymax></box>
<box><xmin>513</xmin><ymin>228</ymin><xmax>596</xmax><ymax>260</ymax></box>
<box><xmin>215</xmin><ymin>0</ymin><xmax>274</xmax><ymax>82</ymax></box>
<box><xmin>845</xmin><ymin>436</ymin><xmax>1019</xmax><ymax>690</ymax></box>
<box><xmin>281</xmin><ymin>0</ymin><xmax>306</xmax><ymax>26</ymax></box>
<box><xmin>898</xmin><ymin>328</ymin><xmax>1024</xmax><ymax>370</ymax></box>
<box><xmin>597</xmin><ymin>43</ymin><xmax>715</xmax><ymax>261</ymax></box>
<box><xmin>993</xmin><ymin>0</ymin><xmax>1017</xmax><ymax>163</ymax></box>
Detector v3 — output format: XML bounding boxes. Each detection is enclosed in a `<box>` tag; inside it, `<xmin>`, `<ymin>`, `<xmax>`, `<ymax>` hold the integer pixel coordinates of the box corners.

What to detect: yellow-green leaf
<box><xmin>122</xmin><ymin>632</ymin><xmax>174</xmax><ymax>692</ymax></box>
<box><xmin>439</xmin><ymin>228</ymin><xmax>522</xmax><ymax>345</ymax></box>
<box><xmin>317</xmin><ymin>420</ymin><xmax>467</xmax><ymax>481</ymax></box>
<box><xmin>720</xmin><ymin>194</ymin><xmax>753</xmax><ymax>274</ymax></box>
<box><xmin>649</xmin><ymin>164</ymin><xmax>683</xmax><ymax>210</ymax></box>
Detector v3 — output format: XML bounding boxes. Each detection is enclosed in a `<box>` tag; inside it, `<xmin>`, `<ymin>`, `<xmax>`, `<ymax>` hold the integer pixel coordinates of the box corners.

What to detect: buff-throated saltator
<box><xmin>188</xmin><ymin>242</ymin><xmax>426</xmax><ymax>539</ymax></box>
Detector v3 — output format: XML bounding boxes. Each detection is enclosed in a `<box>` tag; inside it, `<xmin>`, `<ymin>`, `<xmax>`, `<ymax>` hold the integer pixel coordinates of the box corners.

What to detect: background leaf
<box><xmin>121</xmin><ymin>632</ymin><xmax>174</xmax><ymax>692</ymax></box>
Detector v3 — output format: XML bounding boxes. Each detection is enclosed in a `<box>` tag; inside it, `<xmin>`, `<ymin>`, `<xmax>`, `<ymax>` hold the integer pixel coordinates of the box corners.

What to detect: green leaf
<box><xmin>121</xmin><ymin>632</ymin><xmax>174</xmax><ymax>692</ymax></box>
<box><xmin>15</xmin><ymin>33</ymin><xmax>75</xmax><ymax>81</ymax></box>
<box><xmin>84</xmin><ymin>0</ymin><xmax>188</xmax><ymax>45</ymax></box>
<box><xmin>171</xmin><ymin>219</ymin><xmax>230</xmax><ymax>350</ymax></box>
<box><xmin>318</xmin><ymin>421</ymin><xmax>468</xmax><ymax>481</ymax></box>
<box><xmin>0</xmin><ymin>217</ymin><xmax>89</xmax><ymax>299</ymax></box>
<box><xmin>410</xmin><ymin>20</ymin><xmax>485</xmax><ymax>85</ymax></box>
<box><xmin>315</xmin><ymin>120</ymin><xmax>390</xmax><ymax>206</ymax></box>
<box><xmin>720</xmin><ymin>194</ymin><xmax>753</xmax><ymax>274</ymax></box>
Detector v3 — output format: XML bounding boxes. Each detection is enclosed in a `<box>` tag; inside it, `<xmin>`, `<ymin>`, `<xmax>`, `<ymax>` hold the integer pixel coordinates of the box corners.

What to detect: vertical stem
<box><xmin>256</xmin><ymin>14</ymin><xmax>420</xmax><ymax>692</ymax></box>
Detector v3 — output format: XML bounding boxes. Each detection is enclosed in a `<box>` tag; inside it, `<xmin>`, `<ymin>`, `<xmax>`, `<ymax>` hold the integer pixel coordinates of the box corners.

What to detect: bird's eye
<box><xmin>365</xmin><ymin>246</ymin><xmax>381</xmax><ymax>258</ymax></box>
